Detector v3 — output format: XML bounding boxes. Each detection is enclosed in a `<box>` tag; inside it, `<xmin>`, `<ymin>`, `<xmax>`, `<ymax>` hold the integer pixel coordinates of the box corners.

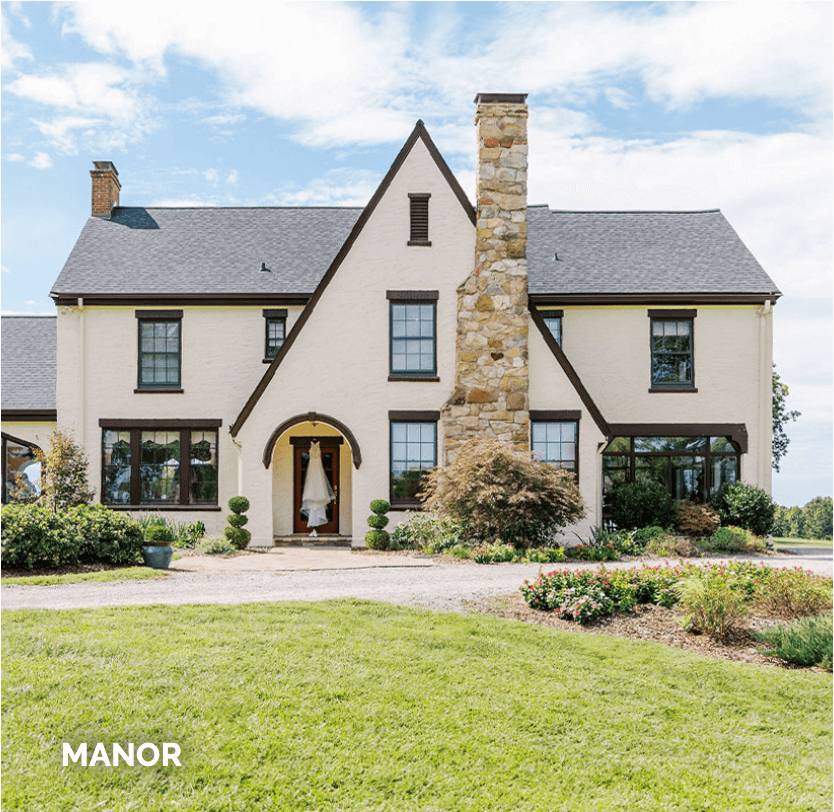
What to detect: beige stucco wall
<box><xmin>237</xmin><ymin>137</ymin><xmax>476</xmax><ymax>545</ymax></box>
<box><xmin>55</xmin><ymin>303</ymin><xmax>304</xmax><ymax>537</ymax></box>
<box><xmin>1</xmin><ymin>422</ymin><xmax>55</xmax><ymax>448</ymax></box>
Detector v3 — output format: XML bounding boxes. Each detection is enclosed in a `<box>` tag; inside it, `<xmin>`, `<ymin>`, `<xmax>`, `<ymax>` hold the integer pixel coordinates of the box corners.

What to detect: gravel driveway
<box><xmin>2</xmin><ymin>550</ymin><xmax>831</xmax><ymax>613</ymax></box>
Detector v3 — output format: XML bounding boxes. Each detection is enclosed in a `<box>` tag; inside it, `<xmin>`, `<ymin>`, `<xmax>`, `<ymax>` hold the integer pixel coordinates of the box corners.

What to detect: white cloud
<box><xmin>225</xmin><ymin>169</ymin><xmax>238</xmax><ymax>185</ymax></box>
<box><xmin>203</xmin><ymin>113</ymin><xmax>245</xmax><ymax>127</ymax></box>
<box><xmin>28</xmin><ymin>152</ymin><xmax>53</xmax><ymax>170</ymax></box>
<box><xmin>5</xmin><ymin>153</ymin><xmax>25</xmax><ymax>162</ymax></box>
<box><xmin>269</xmin><ymin>169</ymin><xmax>381</xmax><ymax>207</ymax></box>
<box><xmin>203</xmin><ymin>168</ymin><xmax>219</xmax><ymax>183</ymax></box>
<box><xmin>1</xmin><ymin>8</ymin><xmax>32</xmax><ymax>70</ymax></box>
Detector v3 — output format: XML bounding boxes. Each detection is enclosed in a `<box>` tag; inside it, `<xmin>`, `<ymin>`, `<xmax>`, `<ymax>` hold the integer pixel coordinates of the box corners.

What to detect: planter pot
<box><xmin>142</xmin><ymin>543</ymin><xmax>174</xmax><ymax>570</ymax></box>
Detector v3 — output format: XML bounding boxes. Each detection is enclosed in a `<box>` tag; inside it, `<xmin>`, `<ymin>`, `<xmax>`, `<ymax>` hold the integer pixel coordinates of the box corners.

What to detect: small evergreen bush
<box><xmin>389</xmin><ymin>514</ymin><xmax>462</xmax><ymax>552</ymax></box>
<box><xmin>225</xmin><ymin>496</ymin><xmax>251</xmax><ymax>549</ymax></box>
<box><xmin>369</xmin><ymin>500</ymin><xmax>390</xmax><ymax>515</ymax></box>
<box><xmin>605</xmin><ymin>481</ymin><xmax>675</xmax><ymax>531</ymax></box>
<box><xmin>367</xmin><ymin>514</ymin><xmax>389</xmax><ymax>530</ymax></box>
<box><xmin>364</xmin><ymin>529</ymin><xmax>390</xmax><ymax>551</ymax></box>
<box><xmin>675</xmin><ymin>501</ymin><xmax>721</xmax><ymax>537</ymax></box>
<box><xmin>702</xmin><ymin>526</ymin><xmax>765</xmax><ymax>553</ymax></box>
<box><xmin>365</xmin><ymin>500</ymin><xmax>391</xmax><ymax>550</ymax></box>
<box><xmin>710</xmin><ymin>482</ymin><xmax>776</xmax><ymax>538</ymax></box>
<box><xmin>422</xmin><ymin>439</ymin><xmax>584</xmax><ymax>548</ymax></box>
<box><xmin>144</xmin><ymin>524</ymin><xmax>176</xmax><ymax>544</ymax></box>
<box><xmin>753</xmin><ymin>614</ymin><xmax>833</xmax><ymax>669</ymax></box>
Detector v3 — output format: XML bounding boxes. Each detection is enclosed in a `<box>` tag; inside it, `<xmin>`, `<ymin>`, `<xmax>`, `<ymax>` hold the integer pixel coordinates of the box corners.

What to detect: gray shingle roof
<box><xmin>51</xmin><ymin>207</ymin><xmax>363</xmax><ymax>296</ymax></box>
<box><xmin>50</xmin><ymin>204</ymin><xmax>779</xmax><ymax>298</ymax></box>
<box><xmin>527</xmin><ymin>206</ymin><xmax>780</xmax><ymax>295</ymax></box>
<box><xmin>1</xmin><ymin>316</ymin><xmax>57</xmax><ymax>411</ymax></box>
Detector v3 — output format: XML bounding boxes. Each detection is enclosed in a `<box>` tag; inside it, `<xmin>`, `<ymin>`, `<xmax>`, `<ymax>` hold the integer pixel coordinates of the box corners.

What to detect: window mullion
<box><xmin>180</xmin><ymin>429</ymin><xmax>191</xmax><ymax>505</ymax></box>
<box><xmin>130</xmin><ymin>430</ymin><xmax>141</xmax><ymax>505</ymax></box>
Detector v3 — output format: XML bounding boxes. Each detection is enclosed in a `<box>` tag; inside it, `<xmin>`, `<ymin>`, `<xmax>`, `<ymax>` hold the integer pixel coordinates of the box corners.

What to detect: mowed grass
<box><xmin>2</xmin><ymin>566</ymin><xmax>171</xmax><ymax>586</ymax></box>
<box><xmin>2</xmin><ymin>601</ymin><xmax>831</xmax><ymax>812</ymax></box>
<box><xmin>773</xmin><ymin>536</ymin><xmax>833</xmax><ymax>550</ymax></box>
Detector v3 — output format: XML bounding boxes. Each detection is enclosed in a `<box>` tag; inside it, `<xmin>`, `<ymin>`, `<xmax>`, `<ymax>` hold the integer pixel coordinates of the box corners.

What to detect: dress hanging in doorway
<box><xmin>300</xmin><ymin>441</ymin><xmax>335</xmax><ymax>528</ymax></box>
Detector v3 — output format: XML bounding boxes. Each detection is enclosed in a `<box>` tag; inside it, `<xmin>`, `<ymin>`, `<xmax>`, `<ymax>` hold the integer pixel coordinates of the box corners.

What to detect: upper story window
<box><xmin>2</xmin><ymin>432</ymin><xmax>42</xmax><ymax>504</ymax></box>
<box><xmin>541</xmin><ymin>309</ymin><xmax>563</xmax><ymax>346</ymax></box>
<box><xmin>101</xmin><ymin>422</ymin><xmax>220</xmax><ymax>508</ymax></box>
<box><xmin>264</xmin><ymin>308</ymin><xmax>287</xmax><ymax>361</ymax></box>
<box><xmin>531</xmin><ymin>420</ymin><xmax>578</xmax><ymax>473</ymax></box>
<box><xmin>649</xmin><ymin>310</ymin><xmax>696</xmax><ymax>390</ymax></box>
<box><xmin>136</xmin><ymin>310</ymin><xmax>182</xmax><ymax>391</ymax></box>
<box><xmin>408</xmin><ymin>193</ymin><xmax>431</xmax><ymax>246</ymax></box>
<box><xmin>387</xmin><ymin>291</ymin><xmax>438</xmax><ymax>380</ymax></box>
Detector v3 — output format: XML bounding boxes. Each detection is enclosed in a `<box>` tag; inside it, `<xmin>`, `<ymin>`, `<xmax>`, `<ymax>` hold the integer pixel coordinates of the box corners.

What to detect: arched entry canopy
<box><xmin>262</xmin><ymin>412</ymin><xmax>362</xmax><ymax>469</ymax></box>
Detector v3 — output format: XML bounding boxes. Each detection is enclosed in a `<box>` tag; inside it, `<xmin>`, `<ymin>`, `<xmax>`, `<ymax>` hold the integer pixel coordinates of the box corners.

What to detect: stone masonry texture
<box><xmin>442</xmin><ymin>96</ymin><xmax>529</xmax><ymax>462</ymax></box>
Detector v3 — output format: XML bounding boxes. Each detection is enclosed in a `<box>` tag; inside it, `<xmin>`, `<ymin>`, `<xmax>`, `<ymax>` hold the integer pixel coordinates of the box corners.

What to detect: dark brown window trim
<box><xmin>388</xmin><ymin>375</ymin><xmax>440</xmax><ymax>383</ymax></box>
<box><xmin>530</xmin><ymin>410</ymin><xmax>581</xmax><ymax>421</ymax></box>
<box><xmin>529</xmin><ymin>293</ymin><xmax>780</xmax><ymax>306</ymax></box>
<box><xmin>100</xmin><ymin>418</ymin><xmax>222</xmax><ymax>429</ymax></box>
<box><xmin>408</xmin><ymin>193</ymin><xmax>431</xmax><ymax>200</ymax></box>
<box><xmin>134</xmin><ymin>388</ymin><xmax>184</xmax><ymax>394</ymax></box>
<box><xmin>262</xmin><ymin>412</ymin><xmax>361</xmax><ymax>469</ymax></box>
<box><xmin>538</xmin><ymin>309</ymin><xmax>564</xmax><ymax>318</ymax></box>
<box><xmin>607</xmin><ymin>423</ymin><xmax>748</xmax><ymax>453</ymax></box>
<box><xmin>647</xmin><ymin>309</ymin><xmax>697</xmax><ymax>319</ymax></box>
<box><xmin>390</xmin><ymin>500</ymin><xmax>427</xmax><ymax>512</ymax></box>
<box><xmin>231</xmin><ymin>121</ymin><xmax>474</xmax><ymax>438</ymax></box>
<box><xmin>263</xmin><ymin>308</ymin><xmax>288</xmax><ymax>318</ymax></box>
<box><xmin>528</xmin><ymin>308</ymin><xmax>610</xmax><ymax>437</ymax></box>
<box><xmin>648</xmin><ymin>387</ymin><xmax>699</xmax><ymax>394</ymax></box>
<box><xmin>386</xmin><ymin>290</ymin><xmax>439</xmax><ymax>301</ymax></box>
<box><xmin>135</xmin><ymin>310</ymin><xmax>183</xmax><ymax>320</ymax></box>
<box><xmin>406</xmin><ymin>241</ymin><xmax>432</xmax><ymax>247</ymax></box>
<box><xmin>107</xmin><ymin>505</ymin><xmax>223</xmax><ymax>512</ymax></box>
<box><xmin>389</xmin><ymin>410</ymin><xmax>441</xmax><ymax>421</ymax></box>
<box><xmin>1</xmin><ymin>409</ymin><xmax>57</xmax><ymax>422</ymax></box>
<box><xmin>289</xmin><ymin>436</ymin><xmax>345</xmax><ymax>447</ymax></box>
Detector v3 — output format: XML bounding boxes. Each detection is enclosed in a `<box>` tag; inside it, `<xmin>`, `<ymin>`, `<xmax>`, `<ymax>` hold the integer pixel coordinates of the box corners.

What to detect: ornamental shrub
<box><xmin>675</xmin><ymin>500</ymin><xmax>721</xmax><ymax>537</ymax></box>
<box><xmin>36</xmin><ymin>428</ymin><xmax>94</xmax><ymax>512</ymax></box>
<box><xmin>364</xmin><ymin>529</ymin><xmax>390</xmax><ymax>550</ymax></box>
<box><xmin>645</xmin><ymin>533</ymin><xmax>697</xmax><ymax>558</ymax></box>
<box><xmin>370</xmin><ymin>500</ymin><xmax>390</xmax><ymax>515</ymax></box>
<box><xmin>226</xmin><ymin>496</ymin><xmax>251</xmax><ymax>549</ymax></box>
<box><xmin>367</xmin><ymin>514</ymin><xmax>389</xmax><ymax>530</ymax></box>
<box><xmin>390</xmin><ymin>514</ymin><xmax>463</xmax><ymax>552</ymax></box>
<box><xmin>143</xmin><ymin>524</ymin><xmax>176</xmax><ymax>544</ymax></box>
<box><xmin>365</xmin><ymin>500</ymin><xmax>391</xmax><ymax>550</ymax></box>
<box><xmin>710</xmin><ymin>482</ymin><xmax>776</xmax><ymax>538</ymax></box>
<box><xmin>754</xmin><ymin>567</ymin><xmax>833</xmax><ymax>619</ymax></box>
<box><xmin>753</xmin><ymin>614</ymin><xmax>833</xmax><ymax>670</ymax></box>
<box><xmin>567</xmin><ymin>543</ymin><xmax>617</xmax><ymax>562</ymax></box>
<box><xmin>605</xmin><ymin>481</ymin><xmax>675</xmax><ymax>531</ymax></box>
<box><xmin>421</xmin><ymin>439</ymin><xmax>584</xmax><ymax>548</ymax></box>
<box><xmin>196</xmin><ymin>536</ymin><xmax>236</xmax><ymax>555</ymax></box>
<box><xmin>674</xmin><ymin>576</ymin><xmax>748</xmax><ymax>638</ymax></box>
<box><xmin>701</xmin><ymin>526</ymin><xmax>766</xmax><ymax>554</ymax></box>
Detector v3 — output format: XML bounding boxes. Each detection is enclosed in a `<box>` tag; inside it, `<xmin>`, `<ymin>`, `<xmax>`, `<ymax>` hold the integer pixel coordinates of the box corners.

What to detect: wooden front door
<box><xmin>293</xmin><ymin>444</ymin><xmax>339</xmax><ymax>534</ymax></box>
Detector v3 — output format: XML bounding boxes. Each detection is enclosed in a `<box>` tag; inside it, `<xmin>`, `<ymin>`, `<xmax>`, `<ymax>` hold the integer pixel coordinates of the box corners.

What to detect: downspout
<box><xmin>758</xmin><ymin>300</ymin><xmax>773</xmax><ymax>489</ymax></box>
<box><xmin>77</xmin><ymin>298</ymin><xmax>85</xmax><ymax>447</ymax></box>
<box><xmin>596</xmin><ymin>440</ymin><xmax>606</xmax><ymax>527</ymax></box>
<box><xmin>231</xmin><ymin>434</ymin><xmax>244</xmax><ymax>496</ymax></box>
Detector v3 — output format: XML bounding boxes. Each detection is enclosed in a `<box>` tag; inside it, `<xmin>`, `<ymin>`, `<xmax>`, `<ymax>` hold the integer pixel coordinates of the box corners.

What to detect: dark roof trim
<box><xmin>99</xmin><ymin>418</ymin><xmax>222</xmax><ymax>429</ymax></box>
<box><xmin>135</xmin><ymin>309</ymin><xmax>183</xmax><ymax>320</ymax></box>
<box><xmin>607</xmin><ymin>423</ymin><xmax>748</xmax><ymax>454</ymax></box>
<box><xmin>232</xmin><ymin>121</ymin><xmax>474</xmax><ymax>437</ymax></box>
<box><xmin>389</xmin><ymin>410</ymin><xmax>441</xmax><ymax>421</ymax></box>
<box><xmin>530</xmin><ymin>293</ymin><xmax>780</xmax><ymax>306</ymax></box>
<box><xmin>647</xmin><ymin>309</ymin><xmax>697</xmax><ymax>319</ymax></box>
<box><xmin>262</xmin><ymin>413</ymin><xmax>361</xmax><ymax>469</ymax></box>
<box><xmin>1</xmin><ymin>410</ymin><xmax>57</xmax><ymax>422</ymax></box>
<box><xmin>51</xmin><ymin>293</ymin><xmax>311</xmax><ymax>307</ymax></box>
<box><xmin>530</xmin><ymin>410</ymin><xmax>581</xmax><ymax>422</ymax></box>
<box><xmin>529</xmin><ymin>308</ymin><xmax>609</xmax><ymax>437</ymax></box>
<box><xmin>263</xmin><ymin>309</ymin><xmax>288</xmax><ymax>319</ymax></box>
<box><xmin>386</xmin><ymin>290</ymin><xmax>439</xmax><ymax>301</ymax></box>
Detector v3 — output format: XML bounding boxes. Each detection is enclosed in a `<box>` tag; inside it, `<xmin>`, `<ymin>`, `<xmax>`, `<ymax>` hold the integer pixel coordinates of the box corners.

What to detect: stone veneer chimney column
<box><xmin>90</xmin><ymin>161</ymin><xmax>120</xmax><ymax>219</ymax></box>
<box><xmin>442</xmin><ymin>93</ymin><xmax>530</xmax><ymax>463</ymax></box>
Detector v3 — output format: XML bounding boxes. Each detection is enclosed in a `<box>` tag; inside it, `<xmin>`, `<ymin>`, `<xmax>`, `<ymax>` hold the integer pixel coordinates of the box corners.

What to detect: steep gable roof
<box><xmin>230</xmin><ymin>121</ymin><xmax>475</xmax><ymax>436</ymax></box>
<box><xmin>1</xmin><ymin>316</ymin><xmax>57</xmax><ymax>415</ymax></box>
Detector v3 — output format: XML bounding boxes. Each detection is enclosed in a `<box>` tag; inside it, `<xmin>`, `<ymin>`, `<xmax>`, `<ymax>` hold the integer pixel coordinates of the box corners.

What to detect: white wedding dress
<box><xmin>300</xmin><ymin>441</ymin><xmax>335</xmax><ymax>529</ymax></box>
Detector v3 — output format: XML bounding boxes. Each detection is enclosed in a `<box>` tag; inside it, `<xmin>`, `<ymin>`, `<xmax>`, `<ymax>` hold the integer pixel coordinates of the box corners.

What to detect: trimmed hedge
<box><xmin>1</xmin><ymin>503</ymin><xmax>144</xmax><ymax>570</ymax></box>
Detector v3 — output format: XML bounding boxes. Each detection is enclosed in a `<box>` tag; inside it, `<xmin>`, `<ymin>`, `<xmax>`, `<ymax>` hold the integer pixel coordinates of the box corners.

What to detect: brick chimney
<box><xmin>90</xmin><ymin>161</ymin><xmax>120</xmax><ymax>218</ymax></box>
<box><xmin>442</xmin><ymin>93</ymin><xmax>530</xmax><ymax>462</ymax></box>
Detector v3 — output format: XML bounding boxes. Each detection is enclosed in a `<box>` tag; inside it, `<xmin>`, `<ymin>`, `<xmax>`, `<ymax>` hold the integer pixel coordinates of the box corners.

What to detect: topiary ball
<box><xmin>223</xmin><ymin>526</ymin><xmax>251</xmax><ymax>550</ymax></box>
<box><xmin>367</xmin><ymin>514</ymin><xmax>389</xmax><ymax>529</ymax></box>
<box><xmin>370</xmin><ymin>499</ymin><xmax>390</xmax><ymax>515</ymax></box>
<box><xmin>365</xmin><ymin>530</ymin><xmax>390</xmax><ymax>550</ymax></box>
<box><xmin>228</xmin><ymin>496</ymin><xmax>250</xmax><ymax>515</ymax></box>
<box><xmin>227</xmin><ymin>513</ymin><xmax>249</xmax><ymax>528</ymax></box>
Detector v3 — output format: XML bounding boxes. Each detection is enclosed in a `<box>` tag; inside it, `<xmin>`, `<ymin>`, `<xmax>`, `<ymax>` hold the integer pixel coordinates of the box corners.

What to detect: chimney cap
<box><xmin>92</xmin><ymin>161</ymin><xmax>119</xmax><ymax>176</ymax></box>
<box><xmin>474</xmin><ymin>93</ymin><xmax>528</xmax><ymax>105</ymax></box>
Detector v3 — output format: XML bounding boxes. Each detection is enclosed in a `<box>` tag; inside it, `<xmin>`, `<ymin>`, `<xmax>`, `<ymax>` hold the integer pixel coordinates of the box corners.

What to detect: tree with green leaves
<box><xmin>772</xmin><ymin>364</ymin><xmax>800</xmax><ymax>472</ymax></box>
<box><xmin>36</xmin><ymin>428</ymin><xmax>94</xmax><ymax>512</ymax></box>
<box><xmin>803</xmin><ymin>496</ymin><xmax>833</xmax><ymax>540</ymax></box>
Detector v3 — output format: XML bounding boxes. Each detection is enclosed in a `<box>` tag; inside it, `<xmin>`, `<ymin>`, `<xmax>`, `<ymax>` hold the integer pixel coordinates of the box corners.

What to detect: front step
<box><xmin>273</xmin><ymin>535</ymin><xmax>352</xmax><ymax>548</ymax></box>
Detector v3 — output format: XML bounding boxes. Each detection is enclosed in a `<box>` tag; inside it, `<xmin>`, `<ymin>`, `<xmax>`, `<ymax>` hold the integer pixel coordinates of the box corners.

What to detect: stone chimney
<box><xmin>90</xmin><ymin>161</ymin><xmax>120</xmax><ymax>218</ymax></box>
<box><xmin>442</xmin><ymin>93</ymin><xmax>530</xmax><ymax>462</ymax></box>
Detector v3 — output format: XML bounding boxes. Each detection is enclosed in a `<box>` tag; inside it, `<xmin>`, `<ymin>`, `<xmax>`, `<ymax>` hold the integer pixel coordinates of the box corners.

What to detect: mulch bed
<box><xmin>463</xmin><ymin>592</ymin><xmax>827</xmax><ymax>671</ymax></box>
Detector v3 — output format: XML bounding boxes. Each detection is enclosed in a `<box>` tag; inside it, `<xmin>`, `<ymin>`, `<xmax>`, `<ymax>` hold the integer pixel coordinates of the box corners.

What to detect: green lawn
<box><xmin>1</xmin><ymin>566</ymin><xmax>171</xmax><ymax>586</ymax></box>
<box><xmin>2</xmin><ymin>601</ymin><xmax>831</xmax><ymax>812</ymax></box>
<box><xmin>773</xmin><ymin>537</ymin><xmax>833</xmax><ymax>550</ymax></box>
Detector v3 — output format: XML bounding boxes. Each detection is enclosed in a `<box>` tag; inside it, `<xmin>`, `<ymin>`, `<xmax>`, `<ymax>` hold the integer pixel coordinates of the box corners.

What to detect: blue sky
<box><xmin>1</xmin><ymin>1</ymin><xmax>831</xmax><ymax>506</ymax></box>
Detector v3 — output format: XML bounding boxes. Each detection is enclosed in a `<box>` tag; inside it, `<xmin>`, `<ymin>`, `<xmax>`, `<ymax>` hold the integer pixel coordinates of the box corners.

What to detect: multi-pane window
<box><xmin>540</xmin><ymin>310</ymin><xmax>563</xmax><ymax>346</ymax></box>
<box><xmin>531</xmin><ymin>421</ymin><xmax>577</xmax><ymax>471</ymax></box>
<box><xmin>650</xmin><ymin>317</ymin><xmax>694</xmax><ymax>387</ymax></box>
<box><xmin>390</xmin><ymin>302</ymin><xmax>436</xmax><ymax>375</ymax></box>
<box><xmin>137</xmin><ymin>312</ymin><xmax>181</xmax><ymax>388</ymax></box>
<box><xmin>101</xmin><ymin>425</ymin><xmax>219</xmax><ymax>506</ymax></box>
<box><xmin>1</xmin><ymin>433</ymin><xmax>42</xmax><ymax>504</ymax></box>
<box><xmin>602</xmin><ymin>435</ymin><xmax>739</xmax><ymax>505</ymax></box>
<box><xmin>390</xmin><ymin>421</ymin><xmax>436</xmax><ymax>503</ymax></box>
<box><xmin>263</xmin><ymin>309</ymin><xmax>287</xmax><ymax>360</ymax></box>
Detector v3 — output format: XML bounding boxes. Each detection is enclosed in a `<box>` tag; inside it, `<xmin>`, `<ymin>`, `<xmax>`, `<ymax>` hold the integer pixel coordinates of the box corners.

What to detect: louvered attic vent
<box><xmin>408</xmin><ymin>193</ymin><xmax>431</xmax><ymax>246</ymax></box>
